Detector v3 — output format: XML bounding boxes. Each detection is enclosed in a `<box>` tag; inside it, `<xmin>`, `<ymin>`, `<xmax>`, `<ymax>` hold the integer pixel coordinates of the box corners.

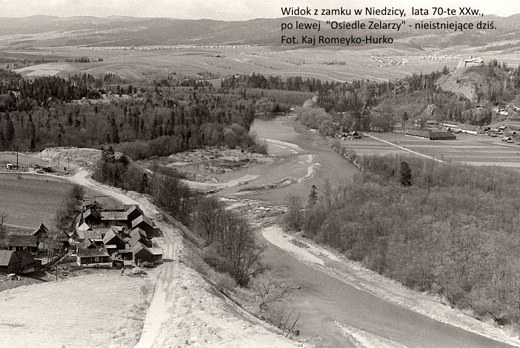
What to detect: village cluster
<box><xmin>407</xmin><ymin>121</ymin><xmax>520</xmax><ymax>142</ymax></box>
<box><xmin>0</xmin><ymin>201</ymin><xmax>163</xmax><ymax>277</ymax></box>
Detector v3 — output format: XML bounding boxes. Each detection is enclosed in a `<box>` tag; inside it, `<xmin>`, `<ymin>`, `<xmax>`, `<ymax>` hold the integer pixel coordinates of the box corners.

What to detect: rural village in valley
<box><xmin>3</xmin><ymin>1</ymin><xmax>520</xmax><ymax>347</ymax></box>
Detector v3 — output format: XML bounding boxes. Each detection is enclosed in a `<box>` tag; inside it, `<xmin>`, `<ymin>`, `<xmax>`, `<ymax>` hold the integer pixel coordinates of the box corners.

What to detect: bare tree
<box><xmin>254</xmin><ymin>276</ymin><xmax>291</xmax><ymax>310</ymax></box>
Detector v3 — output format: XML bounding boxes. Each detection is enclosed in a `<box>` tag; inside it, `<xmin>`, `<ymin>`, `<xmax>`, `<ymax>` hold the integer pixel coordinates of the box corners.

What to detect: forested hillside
<box><xmin>3</xmin><ymin>58</ymin><xmax>520</xmax><ymax>158</ymax></box>
<box><xmin>286</xmin><ymin>156</ymin><xmax>520</xmax><ymax>326</ymax></box>
<box><xmin>225</xmin><ymin>61</ymin><xmax>520</xmax><ymax>134</ymax></box>
<box><xmin>0</xmin><ymin>69</ymin><xmax>263</xmax><ymax>158</ymax></box>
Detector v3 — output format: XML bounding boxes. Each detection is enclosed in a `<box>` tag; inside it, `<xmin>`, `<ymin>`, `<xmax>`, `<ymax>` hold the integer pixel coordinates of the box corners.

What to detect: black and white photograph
<box><xmin>1</xmin><ymin>0</ymin><xmax>520</xmax><ymax>347</ymax></box>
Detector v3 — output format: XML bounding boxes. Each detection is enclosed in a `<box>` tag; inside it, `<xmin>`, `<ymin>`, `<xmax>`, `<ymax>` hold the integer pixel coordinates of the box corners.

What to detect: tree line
<box><xmin>225</xmin><ymin>63</ymin><xmax>520</xmax><ymax>132</ymax></box>
<box><xmin>93</xmin><ymin>149</ymin><xmax>264</xmax><ymax>286</ymax></box>
<box><xmin>0</xmin><ymin>69</ymin><xmax>267</xmax><ymax>158</ymax></box>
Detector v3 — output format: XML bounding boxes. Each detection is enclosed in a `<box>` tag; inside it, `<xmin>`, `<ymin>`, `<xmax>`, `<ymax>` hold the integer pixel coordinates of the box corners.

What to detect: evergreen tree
<box><xmin>400</xmin><ymin>161</ymin><xmax>412</xmax><ymax>186</ymax></box>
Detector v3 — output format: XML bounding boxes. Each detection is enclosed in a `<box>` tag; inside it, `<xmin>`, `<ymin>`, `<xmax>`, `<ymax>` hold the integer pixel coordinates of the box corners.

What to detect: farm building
<box><xmin>102</xmin><ymin>229</ymin><xmax>126</xmax><ymax>250</ymax></box>
<box><xmin>75</xmin><ymin>222</ymin><xmax>92</xmax><ymax>241</ymax></box>
<box><xmin>82</xmin><ymin>228</ymin><xmax>107</xmax><ymax>243</ymax></box>
<box><xmin>5</xmin><ymin>234</ymin><xmax>40</xmax><ymax>256</ymax></box>
<box><xmin>0</xmin><ymin>250</ymin><xmax>20</xmax><ymax>274</ymax></box>
<box><xmin>77</xmin><ymin>239</ymin><xmax>98</xmax><ymax>250</ymax></box>
<box><xmin>131</xmin><ymin>243</ymin><xmax>163</xmax><ymax>267</ymax></box>
<box><xmin>0</xmin><ymin>250</ymin><xmax>38</xmax><ymax>274</ymax></box>
<box><xmin>129</xmin><ymin>228</ymin><xmax>152</xmax><ymax>248</ymax></box>
<box><xmin>82</xmin><ymin>209</ymin><xmax>100</xmax><ymax>225</ymax></box>
<box><xmin>100</xmin><ymin>211</ymin><xmax>129</xmax><ymax>226</ymax></box>
<box><xmin>32</xmin><ymin>223</ymin><xmax>49</xmax><ymax>239</ymax></box>
<box><xmin>460</xmin><ymin>125</ymin><xmax>483</xmax><ymax>135</ymax></box>
<box><xmin>72</xmin><ymin>202</ymin><xmax>163</xmax><ymax>268</ymax></box>
<box><xmin>15</xmin><ymin>250</ymin><xmax>40</xmax><ymax>273</ymax></box>
<box><xmin>124</xmin><ymin>204</ymin><xmax>143</xmax><ymax>222</ymax></box>
<box><xmin>131</xmin><ymin>216</ymin><xmax>159</xmax><ymax>237</ymax></box>
<box><xmin>82</xmin><ymin>200</ymin><xmax>101</xmax><ymax>212</ymax></box>
<box><xmin>406</xmin><ymin>130</ymin><xmax>456</xmax><ymax>140</ymax></box>
<box><xmin>76</xmin><ymin>248</ymin><xmax>111</xmax><ymax>266</ymax></box>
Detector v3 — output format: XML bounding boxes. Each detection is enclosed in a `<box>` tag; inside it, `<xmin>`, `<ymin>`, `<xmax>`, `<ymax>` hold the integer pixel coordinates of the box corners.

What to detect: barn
<box><xmin>129</xmin><ymin>228</ymin><xmax>152</xmax><ymax>248</ymax></box>
<box><xmin>102</xmin><ymin>229</ymin><xmax>126</xmax><ymax>250</ymax></box>
<box><xmin>131</xmin><ymin>216</ymin><xmax>159</xmax><ymax>238</ymax></box>
<box><xmin>124</xmin><ymin>204</ymin><xmax>144</xmax><ymax>222</ymax></box>
<box><xmin>0</xmin><ymin>250</ymin><xmax>20</xmax><ymax>274</ymax></box>
<box><xmin>76</xmin><ymin>248</ymin><xmax>111</xmax><ymax>266</ymax></box>
<box><xmin>6</xmin><ymin>234</ymin><xmax>40</xmax><ymax>256</ymax></box>
<box><xmin>32</xmin><ymin>223</ymin><xmax>49</xmax><ymax>240</ymax></box>
<box><xmin>406</xmin><ymin>129</ymin><xmax>456</xmax><ymax>140</ymax></box>
<box><xmin>131</xmin><ymin>243</ymin><xmax>162</xmax><ymax>267</ymax></box>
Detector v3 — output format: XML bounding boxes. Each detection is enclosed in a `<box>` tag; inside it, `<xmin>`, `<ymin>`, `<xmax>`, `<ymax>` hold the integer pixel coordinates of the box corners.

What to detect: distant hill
<box><xmin>0</xmin><ymin>15</ymin><xmax>520</xmax><ymax>50</ymax></box>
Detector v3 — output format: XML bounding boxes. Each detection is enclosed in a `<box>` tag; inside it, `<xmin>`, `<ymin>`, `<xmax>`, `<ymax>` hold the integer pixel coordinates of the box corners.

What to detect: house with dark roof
<box><xmin>0</xmin><ymin>250</ymin><xmax>20</xmax><ymax>274</ymax></box>
<box><xmin>82</xmin><ymin>208</ymin><xmax>100</xmax><ymax>225</ymax></box>
<box><xmin>102</xmin><ymin>229</ymin><xmax>126</xmax><ymax>250</ymax></box>
<box><xmin>124</xmin><ymin>204</ymin><xmax>143</xmax><ymax>222</ymax></box>
<box><xmin>15</xmin><ymin>250</ymin><xmax>40</xmax><ymax>273</ymax></box>
<box><xmin>131</xmin><ymin>216</ymin><xmax>159</xmax><ymax>238</ymax></box>
<box><xmin>128</xmin><ymin>228</ymin><xmax>152</xmax><ymax>248</ymax></box>
<box><xmin>115</xmin><ymin>249</ymin><xmax>134</xmax><ymax>263</ymax></box>
<box><xmin>32</xmin><ymin>223</ymin><xmax>49</xmax><ymax>240</ymax></box>
<box><xmin>82</xmin><ymin>200</ymin><xmax>101</xmax><ymax>212</ymax></box>
<box><xmin>100</xmin><ymin>211</ymin><xmax>129</xmax><ymax>227</ymax></box>
<box><xmin>76</xmin><ymin>248</ymin><xmax>111</xmax><ymax>266</ymax></box>
<box><xmin>77</xmin><ymin>239</ymin><xmax>97</xmax><ymax>250</ymax></box>
<box><xmin>74</xmin><ymin>222</ymin><xmax>92</xmax><ymax>241</ymax></box>
<box><xmin>6</xmin><ymin>234</ymin><xmax>39</xmax><ymax>256</ymax></box>
<box><xmin>131</xmin><ymin>242</ymin><xmax>162</xmax><ymax>267</ymax></box>
<box><xmin>80</xmin><ymin>228</ymin><xmax>105</xmax><ymax>246</ymax></box>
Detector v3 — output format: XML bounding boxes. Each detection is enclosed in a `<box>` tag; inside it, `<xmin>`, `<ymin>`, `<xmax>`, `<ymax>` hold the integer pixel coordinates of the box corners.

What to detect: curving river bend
<box><xmin>219</xmin><ymin>115</ymin><xmax>516</xmax><ymax>348</ymax></box>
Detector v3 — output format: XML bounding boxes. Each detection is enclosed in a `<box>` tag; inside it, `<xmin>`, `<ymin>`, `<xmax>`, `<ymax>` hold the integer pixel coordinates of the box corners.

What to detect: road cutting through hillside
<box><xmin>69</xmin><ymin>170</ymin><xmax>300</xmax><ymax>347</ymax></box>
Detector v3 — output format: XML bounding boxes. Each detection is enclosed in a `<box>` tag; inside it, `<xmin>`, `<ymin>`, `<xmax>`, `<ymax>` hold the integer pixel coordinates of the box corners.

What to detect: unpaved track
<box><xmin>69</xmin><ymin>170</ymin><xmax>299</xmax><ymax>347</ymax></box>
<box><xmin>362</xmin><ymin>133</ymin><xmax>447</xmax><ymax>164</ymax></box>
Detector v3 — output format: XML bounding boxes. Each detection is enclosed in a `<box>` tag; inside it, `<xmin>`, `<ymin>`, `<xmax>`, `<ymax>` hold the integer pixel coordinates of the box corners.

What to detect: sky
<box><xmin>0</xmin><ymin>0</ymin><xmax>518</xmax><ymax>20</ymax></box>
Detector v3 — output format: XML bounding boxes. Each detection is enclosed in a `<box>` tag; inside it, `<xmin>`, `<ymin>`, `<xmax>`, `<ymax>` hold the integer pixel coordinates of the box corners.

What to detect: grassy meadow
<box><xmin>0</xmin><ymin>174</ymin><xmax>71</xmax><ymax>229</ymax></box>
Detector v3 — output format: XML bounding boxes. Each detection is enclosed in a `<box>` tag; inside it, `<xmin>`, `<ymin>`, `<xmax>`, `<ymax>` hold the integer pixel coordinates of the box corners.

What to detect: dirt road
<box><xmin>69</xmin><ymin>170</ymin><xmax>300</xmax><ymax>347</ymax></box>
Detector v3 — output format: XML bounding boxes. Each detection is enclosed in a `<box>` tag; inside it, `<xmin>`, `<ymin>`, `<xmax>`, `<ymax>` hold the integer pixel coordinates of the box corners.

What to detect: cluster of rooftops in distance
<box><xmin>72</xmin><ymin>201</ymin><xmax>163</xmax><ymax>267</ymax></box>
<box><xmin>0</xmin><ymin>201</ymin><xmax>164</xmax><ymax>275</ymax></box>
<box><xmin>0</xmin><ymin>223</ymin><xmax>50</xmax><ymax>274</ymax></box>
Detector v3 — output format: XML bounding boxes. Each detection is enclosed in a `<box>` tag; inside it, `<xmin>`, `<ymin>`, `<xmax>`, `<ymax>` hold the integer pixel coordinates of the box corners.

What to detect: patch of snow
<box><xmin>262</xmin><ymin>226</ymin><xmax>324</xmax><ymax>266</ymax></box>
<box><xmin>335</xmin><ymin>321</ymin><xmax>407</xmax><ymax>348</ymax></box>
<box><xmin>263</xmin><ymin>138</ymin><xmax>302</xmax><ymax>153</ymax></box>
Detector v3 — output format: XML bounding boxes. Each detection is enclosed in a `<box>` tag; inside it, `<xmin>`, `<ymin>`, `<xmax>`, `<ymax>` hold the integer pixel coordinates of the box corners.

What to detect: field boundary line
<box><xmin>362</xmin><ymin>133</ymin><xmax>447</xmax><ymax>165</ymax></box>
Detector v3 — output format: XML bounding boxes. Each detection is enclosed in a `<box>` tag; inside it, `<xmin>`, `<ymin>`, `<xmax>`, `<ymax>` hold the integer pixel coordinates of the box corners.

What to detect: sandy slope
<box><xmin>0</xmin><ymin>272</ymin><xmax>150</xmax><ymax>348</ymax></box>
<box><xmin>69</xmin><ymin>170</ymin><xmax>301</xmax><ymax>347</ymax></box>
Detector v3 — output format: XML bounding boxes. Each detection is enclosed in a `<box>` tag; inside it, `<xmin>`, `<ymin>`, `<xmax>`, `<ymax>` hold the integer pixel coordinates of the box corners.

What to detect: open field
<box><xmin>0</xmin><ymin>172</ymin><xmax>122</xmax><ymax>231</ymax></box>
<box><xmin>346</xmin><ymin>132</ymin><xmax>520</xmax><ymax>168</ymax></box>
<box><xmin>0</xmin><ymin>173</ymin><xmax>71</xmax><ymax>229</ymax></box>
<box><xmin>0</xmin><ymin>270</ymin><xmax>152</xmax><ymax>348</ymax></box>
<box><xmin>4</xmin><ymin>45</ymin><xmax>461</xmax><ymax>82</ymax></box>
<box><xmin>4</xmin><ymin>44</ymin><xmax>520</xmax><ymax>83</ymax></box>
<box><xmin>0</xmin><ymin>151</ymin><xmax>52</xmax><ymax>171</ymax></box>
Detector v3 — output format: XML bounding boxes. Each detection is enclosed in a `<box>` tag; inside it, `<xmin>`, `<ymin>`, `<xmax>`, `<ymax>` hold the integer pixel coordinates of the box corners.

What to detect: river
<box><xmin>222</xmin><ymin>115</ymin><xmax>516</xmax><ymax>347</ymax></box>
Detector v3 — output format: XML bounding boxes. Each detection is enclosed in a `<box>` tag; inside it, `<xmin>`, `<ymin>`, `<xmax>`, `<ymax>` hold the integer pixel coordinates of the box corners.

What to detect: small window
<box><xmin>95</xmin><ymin>257</ymin><xmax>99</xmax><ymax>262</ymax></box>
